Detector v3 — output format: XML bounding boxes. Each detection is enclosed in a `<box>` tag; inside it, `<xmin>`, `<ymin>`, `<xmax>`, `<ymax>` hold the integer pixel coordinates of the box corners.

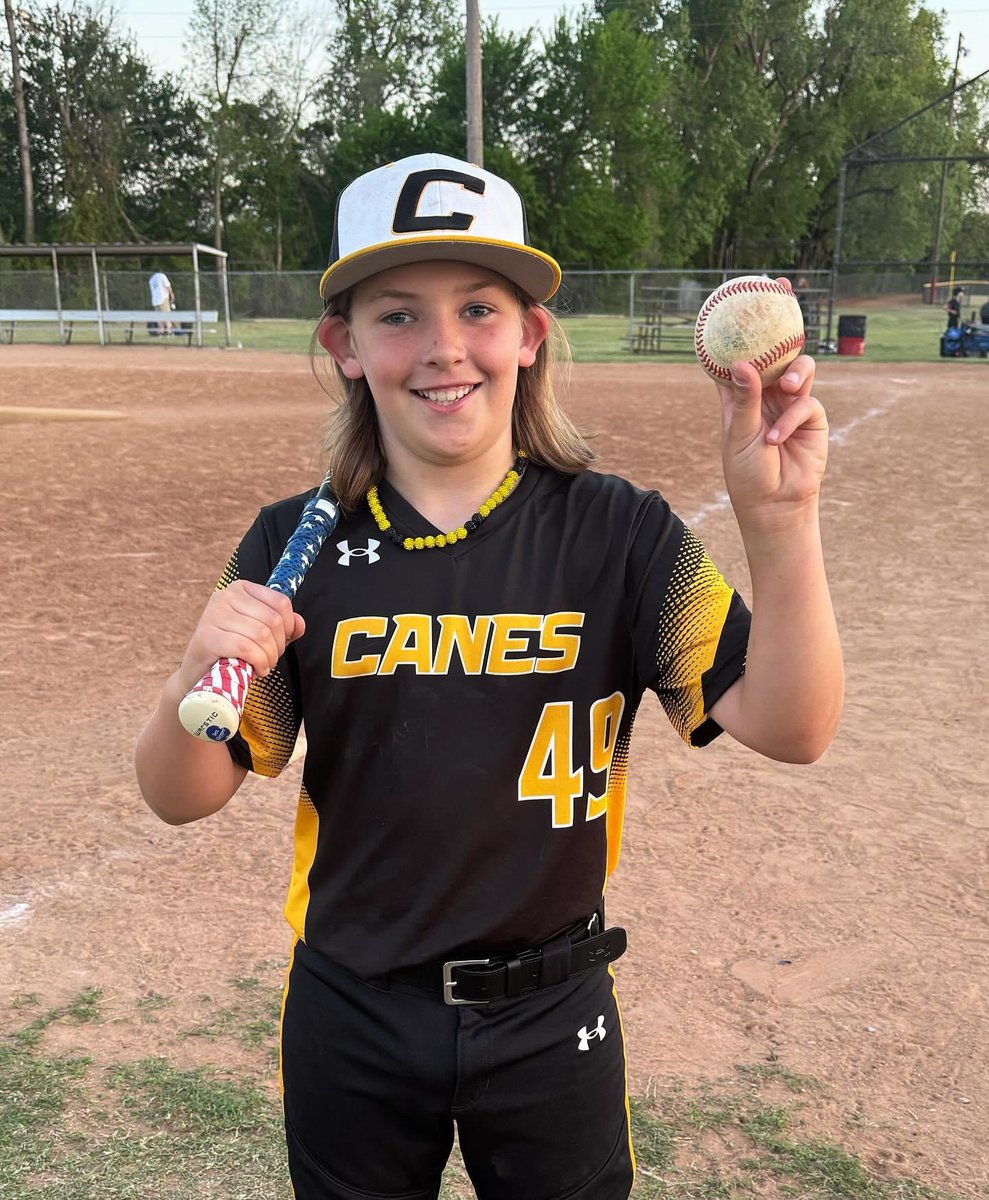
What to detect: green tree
<box><xmin>955</xmin><ymin>208</ymin><xmax>989</xmax><ymax>267</ymax></box>
<box><xmin>429</xmin><ymin>23</ymin><xmax>542</xmax><ymax>160</ymax></box>
<box><xmin>806</xmin><ymin>0</ymin><xmax>960</xmax><ymax>268</ymax></box>
<box><xmin>946</xmin><ymin>86</ymin><xmax>989</xmax><ymax>262</ymax></box>
<box><xmin>186</xmin><ymin>0</ymin><xmax>279</xmax><ymax>250</ymax></box>
<box><xmin>0</xmin><ymin>74</ymin><xmax>18</xmax><ymax>241</ymax></box>
<box><xmin>19</xmin><ymin>2</ymin><xmax>204</xmax><ymax>243</ymax></box>
<box><xmin>321</xmin><ymin>0</ymin><xmax>459</xmax><ymax>124</ymax></box>
<box><xmin>656</xmin><ymin>0</ymin><xmax>833</xmax><ymax>267</ymax></box>
<box><xmin>655</xmin><ymin>0</ymin><xmax>984</xmax><ymax>269</ymax></box>
<box><xmin>518</xmin><ymin>10</ymin><xmax>685</xmax><ymax>268</ymax></box>
<box><xmin>220</xmin><ymin>93</ymin><xmax>314</xmax><ymax>268</ymax></box>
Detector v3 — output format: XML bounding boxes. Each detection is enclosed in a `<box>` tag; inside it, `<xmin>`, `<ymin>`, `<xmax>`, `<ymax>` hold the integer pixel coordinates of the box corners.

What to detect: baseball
<box><xmin>694</xmin><ymin>276</ymin><xmax>806</xmax><ymax>385</ymax></box>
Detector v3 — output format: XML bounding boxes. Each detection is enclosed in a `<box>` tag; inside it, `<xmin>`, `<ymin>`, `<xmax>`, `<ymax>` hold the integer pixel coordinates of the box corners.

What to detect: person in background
<box><xmin>945</xmin><ymin>286</ymin><xmax>964</xmax><ymax>330</ymax></box>
<box><xmin>149</xmin><ymin>269</ymin><xmax>175</xmax><ymax>334</ymax></box>
<box><xmin>979</xmin><ymin>297</ymin><xmax>989</xmax><ymax>326</ymax></box>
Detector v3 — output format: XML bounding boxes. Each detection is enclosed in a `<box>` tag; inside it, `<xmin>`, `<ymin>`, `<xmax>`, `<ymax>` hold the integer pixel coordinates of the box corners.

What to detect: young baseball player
<box><xmin>136</xmin><ymin>153</ymin><xmax>843</xmax><ymax>1200</ymax></box>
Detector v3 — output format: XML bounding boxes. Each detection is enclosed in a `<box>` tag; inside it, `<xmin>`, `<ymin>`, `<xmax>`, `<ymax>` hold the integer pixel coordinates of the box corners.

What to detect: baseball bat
<box><xmin>178</xmin><ymin>474</ymin><xmax>340</xmax><ymax>743</ymax></box>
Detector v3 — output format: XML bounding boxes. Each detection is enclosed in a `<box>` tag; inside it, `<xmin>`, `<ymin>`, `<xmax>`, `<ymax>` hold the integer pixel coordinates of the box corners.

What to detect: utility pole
<box><xmin>465</xmin><ymin>0</ymin><xmax>483</xmax><ymax>165</ymax></box>
<box><xmin>929</xmin><ymin>33</ymin><xmax>965</xmax><ymax>305</ymax></box>
<box><xmin>3</xmin><ymin>0</ymin><xmax>35</xmax><ymax>242</ymax></box>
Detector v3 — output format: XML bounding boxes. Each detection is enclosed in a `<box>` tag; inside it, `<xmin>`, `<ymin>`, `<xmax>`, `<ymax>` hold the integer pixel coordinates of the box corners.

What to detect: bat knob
<box><xmin>178</xmin><ymin>656</ymin><xmax>254</xmax><ymax>741</ymax></box>
<box><xmin>178</xmin><ymin>689</ymin><xmax>242</xmax><ymax>742</ymax></box>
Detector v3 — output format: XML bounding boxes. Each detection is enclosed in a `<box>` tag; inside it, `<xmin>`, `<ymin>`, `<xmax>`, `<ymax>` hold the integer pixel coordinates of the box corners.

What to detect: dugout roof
<box><xmin>0</xmin><ymin>242</ymin><xmax>226</xmax><ymax>258</ymax></box>
<box><xmin>0</xmin><ymin>242</ymin><xmax>232</xmax><ymax>346</ymax></box>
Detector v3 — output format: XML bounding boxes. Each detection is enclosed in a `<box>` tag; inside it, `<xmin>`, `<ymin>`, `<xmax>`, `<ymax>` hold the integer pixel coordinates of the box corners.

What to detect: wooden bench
<box><xmin>0</xmin><ymin>309</ymin><xmax>220</xmax><ymax>346</ymax></box>
<box><xmin>628</xmin><ymin>306</ymin><xmax>695</xmax><ymax>354</ymax></box>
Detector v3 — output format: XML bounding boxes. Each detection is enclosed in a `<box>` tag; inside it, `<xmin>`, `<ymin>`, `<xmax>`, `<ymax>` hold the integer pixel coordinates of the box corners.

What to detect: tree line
<box><xmin>1</xmin><ymin>0</ymin><xmax>987</xmax><ymax>273</ymax></box>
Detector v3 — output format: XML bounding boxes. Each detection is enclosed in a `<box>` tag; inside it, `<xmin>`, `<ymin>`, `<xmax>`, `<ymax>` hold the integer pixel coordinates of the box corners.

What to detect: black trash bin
<box><xmin>837</xmin><ymin>314</ymin><xmax>867</xmax><ymax>356</ymax></box>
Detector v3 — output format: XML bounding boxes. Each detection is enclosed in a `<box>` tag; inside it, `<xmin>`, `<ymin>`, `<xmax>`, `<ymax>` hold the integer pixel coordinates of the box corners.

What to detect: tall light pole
<box><xmin>465</xmin><ymin>0</ymin><xmax>483</xmax><ymax>165</ymax></box>
<box><xmin>929</xmin><ymin>33</ymin><xmax>965</xmax><ymax>305</ymax></box>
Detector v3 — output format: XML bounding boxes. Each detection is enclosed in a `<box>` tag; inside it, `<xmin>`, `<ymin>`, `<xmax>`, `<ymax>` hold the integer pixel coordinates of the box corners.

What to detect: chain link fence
<box><xmin>546</xmin><ymin>269</ymin><xmax>830</xmax><ymax>353</ymax></box>
<box><xmin>0</xmin><ymin>264</ymin><xmax>226</xmax><ymax>311</ymax></box>
<box><xmin>3</xmin><ymin>260</ymin><xmax>986</xmax><ymax>335</ymax></box>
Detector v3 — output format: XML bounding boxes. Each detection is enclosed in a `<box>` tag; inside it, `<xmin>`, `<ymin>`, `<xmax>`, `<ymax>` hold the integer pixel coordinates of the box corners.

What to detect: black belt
<box><xmin>388</xmin><ymin>919</ymin><xmax>628</xmax><ymax>1006</ymax></box>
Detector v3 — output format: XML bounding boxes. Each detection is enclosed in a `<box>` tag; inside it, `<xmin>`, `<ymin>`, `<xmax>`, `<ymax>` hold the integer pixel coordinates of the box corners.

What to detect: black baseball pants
<box><xmin>280</xmin><ymin>938</ymin><xmax>635</xmax><ymax>1199</ymax></box>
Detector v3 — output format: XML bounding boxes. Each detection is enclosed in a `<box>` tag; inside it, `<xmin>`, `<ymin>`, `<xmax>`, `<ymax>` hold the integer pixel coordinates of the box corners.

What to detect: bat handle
<box><xmin>175</xmin><ymin>484</ymin><xmax>338</xmax><ymax>744</ymax></box>
<box><xmin>178</xmin><ymin>657</ymin><xmax>256</xmax><ymax>742</ymax></box>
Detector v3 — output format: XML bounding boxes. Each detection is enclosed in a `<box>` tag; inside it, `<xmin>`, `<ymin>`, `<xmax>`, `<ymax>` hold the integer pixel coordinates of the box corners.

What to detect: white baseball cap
<box><xmin>319</xmin><ymin>153</ymin><xmax>562</xmax><ymax>303</ymax></box>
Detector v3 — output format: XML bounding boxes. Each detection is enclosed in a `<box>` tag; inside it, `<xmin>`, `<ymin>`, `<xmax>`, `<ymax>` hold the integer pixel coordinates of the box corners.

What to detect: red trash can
<box><xmin>837</xmin><ymin>314</ymin><xmax>867</xmax><ymax>355</ymax></box>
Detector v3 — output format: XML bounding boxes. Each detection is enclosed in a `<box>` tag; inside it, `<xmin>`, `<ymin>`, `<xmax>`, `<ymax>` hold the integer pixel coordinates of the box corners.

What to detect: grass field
<box><xmin>2</xmin><ymin>983</ymin><xmax>957</xmax><ymax>1200</ymax></box>
<box><xmin>3</xmin><ymin>296</ymin><xmax>985</xmax><ymax>364</ymax></box>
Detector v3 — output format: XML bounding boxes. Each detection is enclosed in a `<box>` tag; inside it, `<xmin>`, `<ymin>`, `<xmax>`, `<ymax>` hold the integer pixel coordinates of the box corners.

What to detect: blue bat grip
<box><xmin>267</xmin><ymin>496</ymin><xmax>340</xmax><ymax>598</ymax></box>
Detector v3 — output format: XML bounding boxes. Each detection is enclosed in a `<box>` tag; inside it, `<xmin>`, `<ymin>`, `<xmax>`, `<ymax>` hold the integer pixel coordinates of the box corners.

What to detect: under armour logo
<box><xmin>337</xmin><ymin>539</ymin><xmax>381</xmax><ymax>565</ymax></box>
<box><xmin>577</xmin><ymin>1015</ymin><xmax>606</xmax><ymax>1052</ymax></box>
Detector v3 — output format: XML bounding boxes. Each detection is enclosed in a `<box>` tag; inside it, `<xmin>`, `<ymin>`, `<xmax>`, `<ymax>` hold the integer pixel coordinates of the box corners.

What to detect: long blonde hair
<box><xmin>311</xmin><ymin>286</ymin><xmax>596</xmax><ymax>512</ymax></box>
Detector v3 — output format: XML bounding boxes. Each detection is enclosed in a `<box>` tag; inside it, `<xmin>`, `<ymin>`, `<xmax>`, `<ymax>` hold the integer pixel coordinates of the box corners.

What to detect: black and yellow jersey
<box><xmin>222</xmin><ymin>464</ymin><xmax>750</xmax><ymax>978</ymax></box>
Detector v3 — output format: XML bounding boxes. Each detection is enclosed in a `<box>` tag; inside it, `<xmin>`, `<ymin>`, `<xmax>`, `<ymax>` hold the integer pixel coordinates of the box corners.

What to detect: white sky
<box><xmin>111</xmin><ymin>0</ymin><xmax>580</xmax><ymax>79</ymax></box>
<box><xmin>108</xmin><ymin>0</ymin><xmax>989</xmax><ymax>90</ymax></box>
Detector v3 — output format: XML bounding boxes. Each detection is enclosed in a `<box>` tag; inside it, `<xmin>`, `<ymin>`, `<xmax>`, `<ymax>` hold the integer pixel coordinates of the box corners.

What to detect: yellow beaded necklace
<box><xmin>367</xmin><ymin>453</ymin><xmax>529</xmax><ymax>551</ymax></box>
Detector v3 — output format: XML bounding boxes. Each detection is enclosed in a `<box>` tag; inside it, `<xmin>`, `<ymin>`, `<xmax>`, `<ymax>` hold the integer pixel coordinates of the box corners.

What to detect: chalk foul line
<box><xmin>686</xmin><ymin>386</ymin><xmax>908</xmax><ymax>526</ymax></box>
<box><xmin>0</xmin><ymin>902</ymin><xmax>31</xmax><ymax>929</ymax></box>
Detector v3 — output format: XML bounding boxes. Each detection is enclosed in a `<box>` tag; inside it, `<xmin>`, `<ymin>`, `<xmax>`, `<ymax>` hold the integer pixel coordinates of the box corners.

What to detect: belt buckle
<box><xmin>442</xmin><ymin>958</ymin><xmax>491</xmax><ymax>1006</ymax></box>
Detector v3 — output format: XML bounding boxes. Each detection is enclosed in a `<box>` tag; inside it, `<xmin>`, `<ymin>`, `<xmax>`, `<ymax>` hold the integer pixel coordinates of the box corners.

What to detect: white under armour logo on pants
<box><xmin>577</xmin><ymin>1015</ymin><xmax>606</xmax><ymax>1051</ymax></box>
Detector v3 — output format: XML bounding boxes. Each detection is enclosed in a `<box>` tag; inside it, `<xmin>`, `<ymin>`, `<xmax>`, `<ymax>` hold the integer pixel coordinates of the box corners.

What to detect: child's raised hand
<box><xmin>177</xmin><ymin>580</ymin><xmax>305</xmax><ymax>693</ymax></box>
<box><xmin>714</xmin><ymin>354</ymin><xmax>829</xmax><ymax>527</ymax></box>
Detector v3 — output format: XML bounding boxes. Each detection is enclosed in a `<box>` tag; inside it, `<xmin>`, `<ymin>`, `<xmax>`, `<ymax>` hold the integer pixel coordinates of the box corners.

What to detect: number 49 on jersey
<box><xmin>518</xmin><ymin>692</ymin><xmax>626</xmax><ymax>828</ymax></box>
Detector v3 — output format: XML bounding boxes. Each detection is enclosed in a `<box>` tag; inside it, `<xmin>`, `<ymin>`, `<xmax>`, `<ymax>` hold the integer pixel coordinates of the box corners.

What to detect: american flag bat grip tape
<box><xmin>178</xmin><ymin>482</ymin><xmax>340</xmax><ymax>743</ymax></box>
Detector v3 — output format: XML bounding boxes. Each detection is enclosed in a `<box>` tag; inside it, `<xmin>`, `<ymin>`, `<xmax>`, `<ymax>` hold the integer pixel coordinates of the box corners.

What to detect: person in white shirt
<box><xmin>149</xmin><ymin>271</ymin><xmax>175</xmax><ymax>334</ymax></box>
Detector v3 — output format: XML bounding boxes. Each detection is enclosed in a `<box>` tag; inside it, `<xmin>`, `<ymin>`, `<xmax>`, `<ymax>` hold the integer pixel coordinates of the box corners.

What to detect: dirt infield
<box><xmin>2</xmin><ymin>344</ymin><xmax>988</xmax><ymax>1192</ymax></box>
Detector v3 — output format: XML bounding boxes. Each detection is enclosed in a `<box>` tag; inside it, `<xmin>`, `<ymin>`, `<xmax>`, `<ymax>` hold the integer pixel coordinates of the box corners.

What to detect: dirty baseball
<box><xmin>694</xmin><ymin>275</ymin><xmax>806</xmax><ymax>385</ymax></box>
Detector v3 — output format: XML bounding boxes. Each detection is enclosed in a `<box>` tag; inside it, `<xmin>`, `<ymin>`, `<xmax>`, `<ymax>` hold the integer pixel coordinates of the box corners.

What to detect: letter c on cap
<box><xmin>393</xmin><ymin>169</ymin><xmax>485</xmax><ymax>233</ymax></box>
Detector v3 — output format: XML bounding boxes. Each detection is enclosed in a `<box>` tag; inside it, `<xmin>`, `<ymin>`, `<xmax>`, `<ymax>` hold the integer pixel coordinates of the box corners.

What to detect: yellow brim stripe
<box><xmin>319</xmin><ymin>235</ymin><xmax>562</xmax><ymax>303</ymax></box>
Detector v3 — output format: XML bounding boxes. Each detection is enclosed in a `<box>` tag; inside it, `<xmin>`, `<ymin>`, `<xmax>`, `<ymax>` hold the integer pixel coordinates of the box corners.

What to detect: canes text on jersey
<box><xmin>331</xmin><ymin>612</ymin><xmax>585</xmax><ymax>677</ymax></box>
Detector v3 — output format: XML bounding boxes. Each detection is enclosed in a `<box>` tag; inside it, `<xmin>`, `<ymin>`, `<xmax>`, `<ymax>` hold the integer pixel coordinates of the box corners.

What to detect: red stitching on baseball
<box><xmin>698</xmin><ymin>356</ymin><xmax>733</xmax><ymax>380</ymax></box>
<box><xmin>695</xmin><ymin>277</ymin><xmax>792</xmax><ymax>330</ymax></box>
<box><xmin>751</xmin><ymin>332</ymin><xmax>806</xmax><ymax>373</ymax></box>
